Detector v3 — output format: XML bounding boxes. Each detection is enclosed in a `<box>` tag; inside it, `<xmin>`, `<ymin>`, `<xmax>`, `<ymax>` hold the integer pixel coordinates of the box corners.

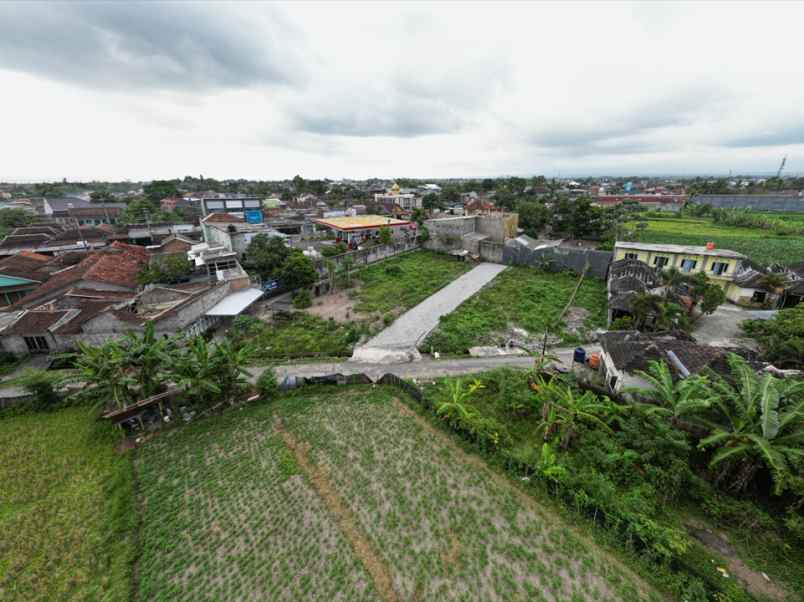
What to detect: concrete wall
<box><xmin>314</xmin><ymin>241</ymin><xmax>419</xmax><ymax>276</ymax></box>
<box><xmin>477</xmin><ymin>214</ymin><xmax>518</xmax><ymax>242</ymax></box>
<box><xmin>479</xmin><ymin>240</ymin><xmax>504</xmax><ymax>263</ymax></box>
<box><xmin>503</xmin><ymin>241</ymin><xmax>613</xmax><ymax>279</ymax></box>
<box><xmin>423</xmin><ymin>216</ymin><xmax>478</xmax><ymax>252</ymax></box>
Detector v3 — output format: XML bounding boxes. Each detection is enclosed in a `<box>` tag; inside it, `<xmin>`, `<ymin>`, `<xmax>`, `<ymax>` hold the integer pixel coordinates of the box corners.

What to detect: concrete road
<box><xmin>692</xmin><ymin>304</ymin><xmax>759</xmax><ymax>349</ymax></box>
<box><xmin>250</xmin><ymin>345</ymin><xmax>600</xmax><ymax>383</ymax></box>
<box><xmin>352</xmin><ymin>262</ymin><xmax>508</xmax><ymax>362</ymax></box>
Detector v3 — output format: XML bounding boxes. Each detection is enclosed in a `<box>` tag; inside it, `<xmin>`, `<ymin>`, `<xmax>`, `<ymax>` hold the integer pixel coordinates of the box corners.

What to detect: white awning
<box><xmin>205</xmin><ymin>288</ymin><xmax>264</xmax><ymax>316</ymax></box>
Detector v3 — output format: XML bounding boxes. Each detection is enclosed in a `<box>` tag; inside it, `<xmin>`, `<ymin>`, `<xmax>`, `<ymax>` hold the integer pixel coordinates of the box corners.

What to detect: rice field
<box><xmin>136</xmin><ymin>386</ymin><xmax>657</xmax><ymax>602</ymax></box>
<box><xmin>625</xmin><ymin>216</ymin><xmax>804</xmax><ymax>266</ymax></box>
<box><xmin>0</xmin><ymin>408</ymin><xmax>134</xmax><ymax>602</ymax></box>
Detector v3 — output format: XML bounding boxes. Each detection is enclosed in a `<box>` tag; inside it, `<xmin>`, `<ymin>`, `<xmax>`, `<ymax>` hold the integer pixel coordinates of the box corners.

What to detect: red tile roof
<box><xmin>83</xmin><ymin>249</ymin><xmax>146</xmax><ymax>289</ymax></box>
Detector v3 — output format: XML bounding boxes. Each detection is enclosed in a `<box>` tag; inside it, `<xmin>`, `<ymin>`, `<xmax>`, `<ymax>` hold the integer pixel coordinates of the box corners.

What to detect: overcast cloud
<box><xmin>1</xmin><ymin>1</ymin><xmax>802</xmax><ymax>180</ymax></box>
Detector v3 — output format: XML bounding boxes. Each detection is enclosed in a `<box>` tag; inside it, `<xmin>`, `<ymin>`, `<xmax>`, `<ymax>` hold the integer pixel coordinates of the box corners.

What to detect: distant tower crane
<box><xmin>776</xmin><ymin>156</ymin><xmax>787</xmax><ymax>179</ymax></box>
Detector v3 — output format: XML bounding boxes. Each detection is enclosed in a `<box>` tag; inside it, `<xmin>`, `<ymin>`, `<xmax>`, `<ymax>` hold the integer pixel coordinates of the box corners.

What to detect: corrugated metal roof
<box><xmin>205</xmin><ymin>288</ymin><xmax>263</xmax><ymax>316</ymax></box>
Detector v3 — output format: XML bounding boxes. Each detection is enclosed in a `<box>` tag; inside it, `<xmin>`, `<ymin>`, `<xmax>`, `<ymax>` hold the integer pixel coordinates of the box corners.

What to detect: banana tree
<box><xmin>73</xmin><ymin>339</ymin><xmax>136</xmax><ymax>410</ymax></box>
<box><xmin>435</xmin><ymin>378</ymin><xmax>484</xmax><ymax>428</ymax></box>
<box><xmin>536</xmin><ymin>378</ymin><xmax>616</xmax><ymax>448</ymax></box>
<box><xmin>694</xmin><ymin>354</ymin><xmax>804</xmax><ymax>495</ymax></box>
<box><xmin>630</xmin><ymin>360</ymin><xmax>714</xmax><ymax>419</ymax></box>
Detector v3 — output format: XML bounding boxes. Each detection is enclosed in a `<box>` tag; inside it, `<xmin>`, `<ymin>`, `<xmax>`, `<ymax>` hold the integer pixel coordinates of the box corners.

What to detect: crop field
<box><xmin>423</xmin><ymin>266</ymin><xmax>607</xmax><ymax>354</ymax></box>
<box><xmin>136</xmin><ymin>386</ymin><xmax>654</xmax><ymax>602</ymax></box>
<box><xmin>0</xmin><ymin>408</ymin><xmax>134</xmax><ymax>602</ymax></box>
<box><xmin>351</xmin><ymin>250</ymin><xmax>471</xmax><ymax>314</ymax></box>
<box><xmin>625</xmin><ymin>216</ymin><xmax>804</xmax><ymax>266</ymax></box>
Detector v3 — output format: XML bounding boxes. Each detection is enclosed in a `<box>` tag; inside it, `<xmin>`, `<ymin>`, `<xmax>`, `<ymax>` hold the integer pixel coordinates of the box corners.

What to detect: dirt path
<box><xmin>276</xmin><ymin>420</ymin><xmax>399</xmax><ymax>602</ymax></box>
<box><xmin>389</xmin><ymin>397</ymin><xmax>658</xmax><ymax>600</ymax></box>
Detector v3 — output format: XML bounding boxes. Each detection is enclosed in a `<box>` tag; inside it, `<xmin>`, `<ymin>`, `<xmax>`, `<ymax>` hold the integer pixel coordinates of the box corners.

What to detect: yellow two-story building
<box><xmin>612</xmin><ymin>242</ymin><xmax>770</xmax><ymax>306</ymax></box>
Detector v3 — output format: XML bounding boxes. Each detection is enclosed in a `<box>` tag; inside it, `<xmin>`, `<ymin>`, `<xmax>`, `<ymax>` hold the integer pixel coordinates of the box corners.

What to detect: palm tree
<box><xmin>536</xmin><ymin>378</ymin><xmax>616</xmax><ymax>448</ymax></box>
<box><xmin>693</xmin><ymin>354</ymin><xmax>804</xmax><ymax>495</ymax></box>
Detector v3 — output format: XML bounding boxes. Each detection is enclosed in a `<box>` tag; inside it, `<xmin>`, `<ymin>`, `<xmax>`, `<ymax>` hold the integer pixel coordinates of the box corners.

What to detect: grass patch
<box><xmin>626</xmin><ymin>216</ymin><xmax>804</xmax><ymax>266</ymax></box>
<box><xmin>0</xmin><ymin>407</ymin><xmax>134</xmax><ymax>601</ymax></box>
<box><xmin>351</xmin><ymin>250</ymin><xmax>471</xmax><ymax>314</ymax></box>
<box><xmin>423</xmin><ymin>266</ymin><xmax>607</xmax><ymax>354</ymax></box>
<box><xmin>247</xmin><ymin>313</ymin><xmax>368</xmax><ymax>360</ymax></box>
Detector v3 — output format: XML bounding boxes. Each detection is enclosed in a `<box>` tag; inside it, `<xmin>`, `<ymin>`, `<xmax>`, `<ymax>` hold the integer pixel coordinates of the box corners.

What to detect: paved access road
<box><xmin>250</xmin><ymin>346</ymin><xmax>601</xmax><ymax>383</ymax></box>
<box><xmin>352</xmin><ymin>262</ymin><xmax>508</xmax><ymax>362</ymax></box>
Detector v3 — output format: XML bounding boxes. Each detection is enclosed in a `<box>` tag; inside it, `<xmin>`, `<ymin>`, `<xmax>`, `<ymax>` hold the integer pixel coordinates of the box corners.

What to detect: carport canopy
<box><xmin>205</xmin><ymin>288</ymin><xmax>264</xmax><ymax>316</ymax></box>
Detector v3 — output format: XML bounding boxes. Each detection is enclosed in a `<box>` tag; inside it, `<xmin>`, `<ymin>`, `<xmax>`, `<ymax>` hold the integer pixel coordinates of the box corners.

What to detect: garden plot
<box><xmin>279</xmin><ymin>387</ymin><xmax>657</xmax><ymax>602</ymax></box>
<box><xmin>136</xmin><ymin>410</ymin><xmax>378</xmax><ymax>602</ymax></box>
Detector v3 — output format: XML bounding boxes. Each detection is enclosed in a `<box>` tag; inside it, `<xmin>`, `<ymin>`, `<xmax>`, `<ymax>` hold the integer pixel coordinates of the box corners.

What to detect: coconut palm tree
<box><xmin>693</xmin><ymin>354</ymin><xmax>804</xmax><ymax>495</ymax></box>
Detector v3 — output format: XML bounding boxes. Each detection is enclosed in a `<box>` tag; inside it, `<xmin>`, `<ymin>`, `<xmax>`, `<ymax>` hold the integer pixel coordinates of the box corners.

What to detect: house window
<box><xmin>711</xmin><ymin>261</ymin><xmax>729</xmax><ymax>276</ymax></box>
<box><xmin>24</xmin><ymin>336</ymin><xmax>50</xmax><ymax>353</ymax></box>
<box><xmin>751</xmin><ymin>290</ymin><xmax>767</xmax><ymax>303</ymax></box>
<box><xmin>653</xmin><ymin>256</ymin><xmax>669</xmax><ymax>268</ymax></box>
<box><xmin>624</xmin><ymin>252</ymin><xmax>638</xmax><ymax>260</ymax></box>
<box><xmin>680</xmin><ymin>258</ymin><xmax>697</xmax><ymax>272</ymax></box>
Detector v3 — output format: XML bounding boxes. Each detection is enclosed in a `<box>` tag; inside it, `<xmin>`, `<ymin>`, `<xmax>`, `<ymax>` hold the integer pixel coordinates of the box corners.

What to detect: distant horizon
<box><xmin>2</xmin><ymin>171</ymin><xmax>803</xmax><ymax>185</ymax></box>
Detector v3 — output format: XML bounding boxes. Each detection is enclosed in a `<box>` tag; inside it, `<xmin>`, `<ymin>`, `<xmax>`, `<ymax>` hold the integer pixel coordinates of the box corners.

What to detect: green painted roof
<box><xmin>0</xmin><ymin>275</ymin><xmax>38</xmax><ymax>287</ymax></box>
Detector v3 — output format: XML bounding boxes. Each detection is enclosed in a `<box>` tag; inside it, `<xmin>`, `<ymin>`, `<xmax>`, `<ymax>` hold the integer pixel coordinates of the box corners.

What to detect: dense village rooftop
<box><xmin>614</xmin><ymin>241</ymin><xmax>746</xmax><ymax>259</ymax></box>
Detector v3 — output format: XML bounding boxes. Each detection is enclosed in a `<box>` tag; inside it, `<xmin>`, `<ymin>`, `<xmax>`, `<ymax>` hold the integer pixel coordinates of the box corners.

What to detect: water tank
<box><xmin>573</xmin><ymin>347</ymin><xmax>586</xmax><ymax>364</ymax></box>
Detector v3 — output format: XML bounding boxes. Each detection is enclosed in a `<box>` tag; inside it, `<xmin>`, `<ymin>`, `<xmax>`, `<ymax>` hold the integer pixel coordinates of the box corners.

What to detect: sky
<box><xmin>1</xmin><ymin>1</ymin><xmax>803</xmax><ymax>181</ymax></box>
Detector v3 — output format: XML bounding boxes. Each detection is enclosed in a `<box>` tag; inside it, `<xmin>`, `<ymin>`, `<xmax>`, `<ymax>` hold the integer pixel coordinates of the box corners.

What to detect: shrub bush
<box><xmin>292</xmin><ymin>290</ymin><xmax>312</xmax><ymax>309</ymax></box>
<box><xmin>18</xmin><ymin>369</ymin><xmax>63</xmax><ymax>411</ymax></box>
<box><xmin>256</xmin><ymin>370</ymin><xmax>279</xmax><ymax>401</ymax></box>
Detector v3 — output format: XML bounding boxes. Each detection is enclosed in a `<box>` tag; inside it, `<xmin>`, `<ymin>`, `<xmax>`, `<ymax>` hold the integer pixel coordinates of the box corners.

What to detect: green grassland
<box><xmin>423</xmin><ymin>266</ymin><xmax>608</xmax><ymax>354</ymax></box>
<box><xmin>0</xmin><ymin>408</ymin><xmax>134</xmax><ymax>601</ymax></box>
<box><xmin>626</xmin><ymin>216</ymin><xmax>804</xmax><ymax>266</ymax></box>
<box><xmin>136</xmin><ymin>386</ymin><xmax>655</xmax><ymax>601</ymax></box>
<box><xmin>351</xmin><ymin>250</ymin><xmax>471</xmax><ymax>314</ymax></box>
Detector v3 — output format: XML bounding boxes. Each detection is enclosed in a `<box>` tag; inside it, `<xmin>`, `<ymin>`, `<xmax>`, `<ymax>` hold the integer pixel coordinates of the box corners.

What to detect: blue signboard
<box><xmin>245</xmin><ymin>209</ymin><xmax>264</xmax><ymax>224</ymax></box>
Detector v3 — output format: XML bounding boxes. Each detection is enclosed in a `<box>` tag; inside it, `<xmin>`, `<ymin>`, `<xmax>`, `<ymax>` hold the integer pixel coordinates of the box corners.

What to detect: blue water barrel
<box><xmin>573</xmin><ymin>347</ymin><xmax>586</xmax><ymax>364</ymax></box>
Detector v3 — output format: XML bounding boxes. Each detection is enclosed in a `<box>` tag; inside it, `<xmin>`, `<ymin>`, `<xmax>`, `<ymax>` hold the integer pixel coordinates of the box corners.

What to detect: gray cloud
<box><xmin>525</xmin><ymin>87</ymin><xmax>720</xmax><ymax>156</ymax></box>
<box><xmin>722</xmin><ymin>124</ymin><xmax>804</xmax><ymax>148</ymax></box>
<box><xmin>0</xmin><ymin>2</ymin><xmax>302</xmax><ymax>91</ymax></box>
<box><xmin>288</xmin><ymin>88</ymin><xmax>467</xmax><ymax>138</ymax></box>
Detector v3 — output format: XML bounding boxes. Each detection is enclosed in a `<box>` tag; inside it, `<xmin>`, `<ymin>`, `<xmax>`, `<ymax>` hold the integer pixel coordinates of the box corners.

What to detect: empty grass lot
<box><xmin>626</xmin><ymin>216</ymin><xmax>804</xmax><ymax>266</ymax></box>
<box><xmin>0</xmin><ymin>408</ymin><xmax>134</xmax><ymax>602</ymax></box>
<box><xmin>136</xmin><ymin>386</ymin><xmax>655</xmax><ymax>602</ymax></box>
<box><xmin>423</xmin><ymin>266</ymin><xmax>608</xmax><ymax>354</ymax></box>
<box><xmin>351</xmin><ymin>250</ymin><xmax>472</xmax><ymax>314</ymax></box>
